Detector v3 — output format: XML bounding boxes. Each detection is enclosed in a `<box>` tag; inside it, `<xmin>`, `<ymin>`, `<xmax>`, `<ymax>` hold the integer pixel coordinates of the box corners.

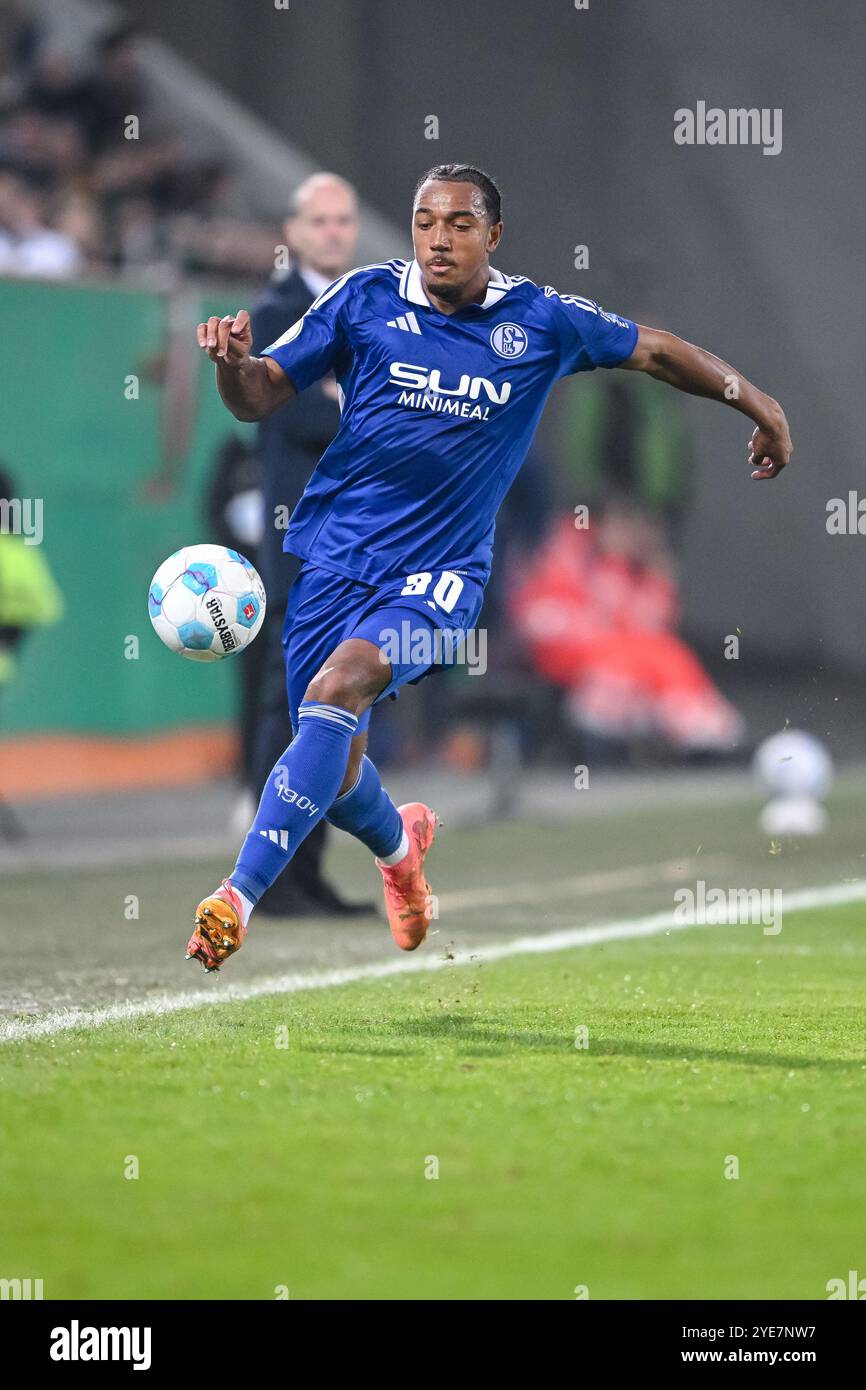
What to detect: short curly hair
<box><xmin>414</xmin><ymin>163</ymin><xmax>502</xmax><ymax>224</ymax></box>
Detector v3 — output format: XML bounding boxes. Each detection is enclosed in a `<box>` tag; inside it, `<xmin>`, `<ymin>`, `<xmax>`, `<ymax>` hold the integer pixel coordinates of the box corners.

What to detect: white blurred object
<box><xmin>225</xmin><ymin>489</ymin><xmax>264</xmax><ymax>547</ymax></box>
<box><xmin>759</xmin><ymin>794</ymin><xmax>829</xmax><ymax>837</ymax></box>
<box><xmin>230</xmin><ymin>789</ymin><xmax>256</xmax><ymax>839</ymax></box>
<box><xmin>753</xmin><ymin>729</ymin><xmax>834</xmax><ymax>799</ymax></box>
<box><xmin>754</xmin><ymin>730</ymin><xmax>833</xmax><ymax>837</ymax></box>
<box><xmin>0</xmin><ymin>228</ymin><xmax>82</xmax><ymax>280</ymax></box>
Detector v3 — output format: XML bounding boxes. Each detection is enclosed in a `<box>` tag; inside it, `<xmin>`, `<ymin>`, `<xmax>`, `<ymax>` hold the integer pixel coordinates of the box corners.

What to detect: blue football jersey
<box><xmin>261</xmin><ymin>257</ymin><xmax>638</xmax><ymax>588</ymax></box>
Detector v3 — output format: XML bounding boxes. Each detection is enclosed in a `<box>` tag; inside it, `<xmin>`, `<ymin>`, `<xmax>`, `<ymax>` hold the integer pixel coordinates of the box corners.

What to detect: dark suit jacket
<box><xmin>251</xmin><ymin>268</ymin><xmax>342</xmax><ymax>604</ymax></box>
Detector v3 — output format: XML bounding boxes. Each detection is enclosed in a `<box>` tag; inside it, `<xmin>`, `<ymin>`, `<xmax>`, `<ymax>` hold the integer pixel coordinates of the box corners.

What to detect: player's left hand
<box><xmin>748</xmin><ymin>411</ymin><xmax>792</xmax><ymax>480</ymax></box>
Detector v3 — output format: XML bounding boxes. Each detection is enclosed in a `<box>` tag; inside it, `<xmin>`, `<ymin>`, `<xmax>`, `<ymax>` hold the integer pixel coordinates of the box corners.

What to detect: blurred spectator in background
<box><xmin>245</xmin><ymin>171</ymin><xmax>373</xmax><ymax>916</ymax></box>
<box><xmin>0</xmin><ymin>461</ymin><xmax>63</xmax><ymax>679</ymax></box>
<box><xmin>26</xmin><ymin>23</ymin><xmax>146</xmax><ymax>157</ymax></box>
<box><xmin>511</xmin><ymin>363</ymin><xmax>744</xmax><ymax>761</ymax></box>
<box><xmin>0</xmin><ymin>16</ymin><xmax>281</xmax><ymax>282</ymax></box>
<box><xmin>0</xmin><ymin>167</ymin><xmax>82</xmax><ymax>277</ymax></box>
<box><xmin>0</xmin><ymin>104</ymin><xmax>89</xmax><ymax>184</ymax></box>
<box><xmin>510</xmin><ymin>502</ymin><xmax>743</xmax><ymax>761</ymax></box>
<box><xmin>0</xmin><ymin>461</ymin><xmax>63</xmax><ymax>837</ymax></box>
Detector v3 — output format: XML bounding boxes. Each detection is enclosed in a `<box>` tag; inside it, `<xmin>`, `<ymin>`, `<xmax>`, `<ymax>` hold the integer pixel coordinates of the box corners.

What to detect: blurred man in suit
<box><xmin>250</xmin><ymin>172</ymin><xmax>373</xmax><ymax>916</ymax></box>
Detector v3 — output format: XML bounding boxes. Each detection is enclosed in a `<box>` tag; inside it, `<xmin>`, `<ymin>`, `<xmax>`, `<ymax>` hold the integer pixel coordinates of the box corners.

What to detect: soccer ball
<box><xmin>753</xmin><ymin>729</ymin><xmax>833</xmax><ymax>799</ymax></box>
<box><xmin>148</xmin><ymin>544</ymin><xmax>266</xmax><ymax>662</ymax></box>
<box><xmin>753</xmin><ymin>729</ymin><xmax>833</xmax><ymax>838</ymax></box>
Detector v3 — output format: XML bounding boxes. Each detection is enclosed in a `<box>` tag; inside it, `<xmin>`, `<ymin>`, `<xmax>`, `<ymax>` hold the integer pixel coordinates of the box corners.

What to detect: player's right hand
<box><xmin>196</xmin><ymin>310</ymin><xmax>253</xmax><ymax>365</ymax></box>
<box><xmin>748</xmin><ymin>406</ymin><xmax>793</xmax><ymax>481</ymax></box>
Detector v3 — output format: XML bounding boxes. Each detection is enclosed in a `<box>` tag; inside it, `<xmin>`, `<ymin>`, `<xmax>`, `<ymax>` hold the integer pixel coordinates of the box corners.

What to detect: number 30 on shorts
<box><xmin>400</xmin><ymin>570</ymin><xmax>464</xmax><ymax>613</ymax></box>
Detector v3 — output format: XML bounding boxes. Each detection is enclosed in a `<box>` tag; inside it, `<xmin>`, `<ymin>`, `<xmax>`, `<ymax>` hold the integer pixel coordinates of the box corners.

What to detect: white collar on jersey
<box><xmin>399</xmin><ymin>257</ymin><xmax>513</xmax><ymax>310</ymax></box>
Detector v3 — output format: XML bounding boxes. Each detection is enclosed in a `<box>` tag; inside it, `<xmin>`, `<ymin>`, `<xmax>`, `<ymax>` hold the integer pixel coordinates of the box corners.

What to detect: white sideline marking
<box><xmin>2</xmin><ymin>878</ymin><xmax>865</xmax><ymax>1044</ymax></box>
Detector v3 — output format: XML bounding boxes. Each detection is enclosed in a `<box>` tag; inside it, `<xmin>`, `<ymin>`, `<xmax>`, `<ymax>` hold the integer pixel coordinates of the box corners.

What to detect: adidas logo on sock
<box><xmin>260</xmin><ymin>829</ymin><xmax>290</xmax><ymax>851</ymax></box>
<box><xmin>386</xmin><ymin>311</ymin><xmax>422</xmax><ymax>335</ymax></box>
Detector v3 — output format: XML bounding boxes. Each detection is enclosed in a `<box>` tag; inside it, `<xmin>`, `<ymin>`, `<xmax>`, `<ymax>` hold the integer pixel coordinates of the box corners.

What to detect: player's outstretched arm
<box><xmin>195</xmin><ymin>310</ymin><xmax>296</xmax><ymax>422</ymax></box>
<box><xmin>622</xmin><ymin>325</ymin><xmax>792</xmax><ymax>480</ymax></box>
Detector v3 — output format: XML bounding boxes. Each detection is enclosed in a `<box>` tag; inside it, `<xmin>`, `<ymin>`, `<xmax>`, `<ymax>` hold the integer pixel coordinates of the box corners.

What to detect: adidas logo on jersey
<box><xmin>386</xmin><ymin>311</ymin><xmax>422</xmax><ymax>335</ymax></box>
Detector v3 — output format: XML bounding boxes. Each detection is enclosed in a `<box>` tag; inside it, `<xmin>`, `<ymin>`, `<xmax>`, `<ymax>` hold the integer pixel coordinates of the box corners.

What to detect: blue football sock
<box><xmin>326</xmin><ymin>754</ymin><xmax>404</xmax><ymax>858</ymax></box>
<box><xmin>231</xmin><ymin>701</ymin><xmax>358</xmax><ymax>903</ymax></box>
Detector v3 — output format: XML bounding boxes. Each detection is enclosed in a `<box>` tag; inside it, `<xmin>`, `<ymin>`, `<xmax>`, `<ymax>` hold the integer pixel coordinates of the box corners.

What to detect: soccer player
<box><xmin>187</xmin><ymin>162</ymin><xmax>792</xmax><ymax>971</ymax></box>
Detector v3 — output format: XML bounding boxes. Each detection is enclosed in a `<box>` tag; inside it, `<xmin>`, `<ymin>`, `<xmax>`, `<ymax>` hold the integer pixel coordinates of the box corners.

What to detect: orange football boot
<box><xmin>186</xmin><ymin>878</ymin><xmax>247</xmax><ymax>972</ymax></box>
<box><xmin>375</xmin><ymin>802</ymin><xmax>438</xmax><ymax>951</ymax></box>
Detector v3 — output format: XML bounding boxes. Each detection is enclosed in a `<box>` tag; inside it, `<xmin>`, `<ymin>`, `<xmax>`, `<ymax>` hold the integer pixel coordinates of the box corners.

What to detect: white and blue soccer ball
<box><xmin>148</xmin><ymin>544</ymin><xmax>266</xmax><ymax>662</ymax></box>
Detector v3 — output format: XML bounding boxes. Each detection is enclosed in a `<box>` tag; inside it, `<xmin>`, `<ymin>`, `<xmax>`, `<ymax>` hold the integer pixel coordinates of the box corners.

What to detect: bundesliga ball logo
<box><xmin>490</xmin><ymin>322</ymin><xmax>528</xmax><ymax>358</ymax></box>
<box><xmin>148</xmin><ymin>543</ymin><xmax>266</xmax><ymax>662</ymax></box>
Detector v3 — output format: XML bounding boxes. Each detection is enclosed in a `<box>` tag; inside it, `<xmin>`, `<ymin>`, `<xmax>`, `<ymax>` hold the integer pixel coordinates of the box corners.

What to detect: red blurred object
<box><xmin>510</xmin><ymin>514</ymin><xmax>742</xmax><ymax>750</ymax></box>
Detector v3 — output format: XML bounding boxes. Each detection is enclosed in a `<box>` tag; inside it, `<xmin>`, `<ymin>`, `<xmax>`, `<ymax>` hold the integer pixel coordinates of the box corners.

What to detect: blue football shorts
<box><xmin>281</xmin><ymin>560</ymin><xmax>485</xmax><ymax>735</ymax></box>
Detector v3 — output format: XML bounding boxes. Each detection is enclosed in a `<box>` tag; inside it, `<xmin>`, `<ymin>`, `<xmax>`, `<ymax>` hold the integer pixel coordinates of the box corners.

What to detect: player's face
<box><xmin>287</xmin><ymin>183</ymin><xmax>360</xmax><ymax>279</ymax></box>
<box><xmin>412</xmin><ymin>181</ymin><xmax>502</xmax><ymax>302</ymax></box>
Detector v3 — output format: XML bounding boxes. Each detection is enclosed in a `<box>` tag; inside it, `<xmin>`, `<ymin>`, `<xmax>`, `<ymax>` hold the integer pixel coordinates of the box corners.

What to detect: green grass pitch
<box><xmin>2</xmin><ymin>894</ymin><xmax>864</xmax><ymax>1300</ymax></box>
